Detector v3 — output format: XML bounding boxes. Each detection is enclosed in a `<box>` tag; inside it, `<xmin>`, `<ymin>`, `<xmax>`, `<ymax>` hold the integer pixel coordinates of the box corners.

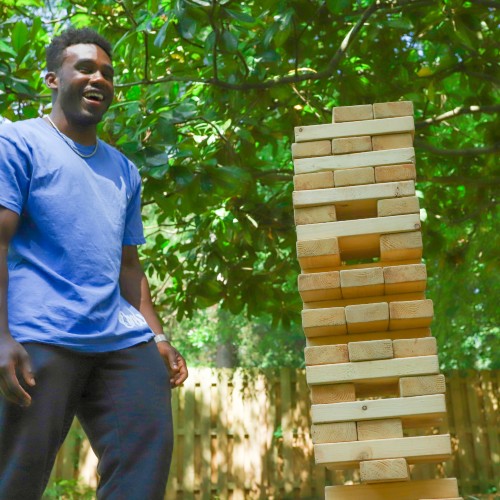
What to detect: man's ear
<box><xmin>45</xmin><ymin>71</ymin><xmax>58</xmax><ymax>90</ymax></box>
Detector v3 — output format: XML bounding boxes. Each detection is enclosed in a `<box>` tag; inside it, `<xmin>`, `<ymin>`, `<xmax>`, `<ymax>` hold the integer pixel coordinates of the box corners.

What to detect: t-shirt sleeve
<box><xmin>123</xmin><ymin>166</ymin><xmax>146</xmax><ymax>245</ymax></box>
<box><xmin>0</xmin><ymin>134</ymin><xmax>31</xmax><ymax>214</ymax></box>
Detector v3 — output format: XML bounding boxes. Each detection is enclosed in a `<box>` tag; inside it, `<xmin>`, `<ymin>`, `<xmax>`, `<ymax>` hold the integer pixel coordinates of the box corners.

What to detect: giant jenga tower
<box><xmin>292</xmin><ymin>102</ymin><xmax>462</xmax><ymax>499</ymax></box>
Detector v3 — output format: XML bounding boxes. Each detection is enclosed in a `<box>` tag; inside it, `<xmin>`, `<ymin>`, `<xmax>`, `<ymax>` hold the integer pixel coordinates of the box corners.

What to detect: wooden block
<box><xmin>304</xmin><ymin>344</ymin><xmax>349</xmax><ymax>366</ymax></box>
<box><xmin>373</xmin><ymin>101</ymin><xmax>414</xmax><ymax>119</ymax></box>
<box><xmin>325</xmin><ymin>478</ymin><xmax>459</xmax><ymax>500</ymax></box>
<box><xmin>314</xmin><ymin>434</ymin><xmax>452</xmax><ymax>467</ymax></box>
<box><xmin>399</xmin><ymin>374</ymin><xmax>446</xmax><ymax>397</ymax></box>
<box><xmin>357</xmin><ymin>418</ymin><xmax>403</xmax><ymax>440</ymax></box>
<box><xmin>383</xmin><ymin>263</ymin><xmax>427</xmax><ymax>295</ymax></box>
<box><xmin>332</xmin><ymin>104</ymin><xmax>374</xmax><ymax>123</ymax></box>
<box><xmin>375</xmin><ymin>163</ymin><xmax>416</xmax><ymax>183</ymax></box>
<box><xmin>389</xmin><ymin>299</ymin><xmax>434</xmax><ymax>330</ymax></box>
<box><xmin>311</xmin><ymin>422</ymin><xmax>357</xmax><ymax>444</ymax></box>
<box><xmin>348</xmin><ymin>339</ymin><xmax>393</xmax><ymax>362</ymax></box>
<box><xmin>304</xmin><ymin>292</ymin><xmax>425</xmax><ymax>310</ymax></box>
<box><xmin>296</xmin><ymin>214</ymin><xmax>421</xmax><ymax>242</ymax></box>
<box><xmin>377</xmin><ymin>196</ymin><xmax>420</xmax><ymax>217</ymax></box>
<box><xmin>294</xmin><ymin>148</ymin><xmax>415</xmax><ymax>175</ymax></box>
<box><xmin>306</xmin><ymin>328</ymin><xmax>431</xmax><ymax>347</ymax></box>
<box><xmin>393</xmin><ymin>337</ymin><xmax>437</xmax><ymax>358</ymax></box>
<box><xmin>293</xmin><ymin>181</ymin><xmax>415</xmax><ymax>209</ymax></box>
<box><xmin>302</xmin><ymin>307</ymin><xmax>347</xmax><ymax>337</ymax></box>
<box><xmin>291</xmin><ymin>140</ymin><xmax>331</xmax><ymax>158</ymax></box>
<box><xmin>334</xmin><ymin>167</ymin><xmax>375</xmax><ymax>187</ymax></box>
<box><xmin>298</xmin><ymin>271</ymin><xmax>341</xmax><ymax>302</ymax></box>
<box><xmin>345</xmin><ymin>303</ymin><xmax>389</xmax><ymax>334</ymax></box>
<box><xmin>296</xmin><ymin>237</ymin><xmax>341</xmax><ymax>270</ymax></box>
<box><xmin>306</xmin><ymin>355</ymin><xmax>439</xmax><ymax>386</ymax></box>
<box><xmin>332</xmin><ymin>136</ymin><xmax>372</xmax><ymax>155</ymax></box>
<box><xmin>380</xmin><ymin>231</ymin><xmax>423</xmax><ymax>261</ymax></box>
<box><xmin>293</xmin><ymin>171</ymin><xmax>335</xmax><ymax>191</ymax></box>
<box><xmin>294</xmin><ymin>205</ymin><xmax>337</xmax><ymax>225</ymax></box>
<box><xmin>310</xmin><ymin>383</ymin><xmax>356</xmax><ymax>404</ymax></box>
<box><xmin>294</xmin><ymin>116</ymin><xmax>414</xmax><ymax>143</ymax></box>
<box><xmin>360</xmin><ymin>458</ymin><xmax>409</xmax><ymax>483</ymax></box>
<box><xmin>372</xmin><ymin>133</ymin><xmax>413</xmax><ymax>151</ymax></box>
<box><xmin>340</xmin><ymin>268</ymin><xmax>384</xmax><ymax>299</ymax></box>
<box><xmin>420</xmin><ymin>498</ymin><xmax>463</xmax><ymax>500</ymax></box>
<box><xmin>311</xmin><ymin>394</ymin><xmax>445</xmax><ymax>424</ymax></box>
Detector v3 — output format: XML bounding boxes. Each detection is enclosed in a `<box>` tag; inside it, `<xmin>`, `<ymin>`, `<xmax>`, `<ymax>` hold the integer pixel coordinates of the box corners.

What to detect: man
<box><xmin>0</xmin><ymin>27</ymin><xmax>188</xmax><ymax>499</ymax></box>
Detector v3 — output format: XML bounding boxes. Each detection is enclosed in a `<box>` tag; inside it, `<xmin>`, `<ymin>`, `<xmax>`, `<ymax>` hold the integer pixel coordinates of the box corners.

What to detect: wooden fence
<box><xmin>49</xmin><ymin>369</ymin><xmax>499</xmax><ymax>499</ymax></box>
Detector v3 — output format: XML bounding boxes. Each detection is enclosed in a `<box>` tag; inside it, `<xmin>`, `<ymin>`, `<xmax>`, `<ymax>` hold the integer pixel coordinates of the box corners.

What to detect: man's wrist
<box><xmin>153</xmin><ymin>333</ymin><xmax>170</xmax><ymax>344</ymax></box>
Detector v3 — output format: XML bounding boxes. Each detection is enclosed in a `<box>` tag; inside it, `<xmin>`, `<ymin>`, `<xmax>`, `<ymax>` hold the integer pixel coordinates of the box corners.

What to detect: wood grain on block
<box><xmin>360</xmin><ymin>458</ymin><xmax>409</xmax><ymax>483</ymax></box>
<box><xmin>332</xmin><ymin>136</ymin><xmax>372</xmax><ymax>155</ymax></box>
<box><xmin>306</xmin><ymin>328</ymin><xmax>431</xmax><ymax>348</ymax></box>
<box><xmin>294</xmin><ymin>205</ymin><xmax>337</xmax><ymax>225</ymax></box>
<box><xmin>294</xmin><ymin>117</ymin><xmax>414</xmax><ymax>143</ymax></box>
<box><xmin>310</xmin><ymin>383</ymin><xmax>356</xmax><ymax>404</ymax></box>
<box><xmin>375</xmin><ymin>163</ymin><xmax>417</xmax><ymax>183</ymax></box>
<box><xmin>393</xmin><ymin>337</ymin><xmax>437</xmax><ymax>358</ymax></box>
<box><xmin>340</xmin><ymin>267</ymin><xmax>384</xmax><ymax>299</ymax></box>
<box><xmin>345</xmin><ymin>302</ymin><xmax>389</xmax><ymax>334</ymax></box>
<box><xmin>304</xmin><ymin>344</ymin><xmax>349</xmax><ymax>366</ymax></box>
<box><xmin>293</xmin><ymin>171</ymin><xmax>335</xmax><ymax>191</ymax></box>
<box><xmin>306</xmin><ymin>355</ymin><xmax>439</xmax><ymax>386</ymax></box>
<box><xmin>294</xmin><ymin>148</ymin><xmax>415</xmax><ymax>175</ymax></box>
<box><xmin>311</xmin><ymin>422</ymin><xmax>357</xmax><ymax>444</ymax></box>
<box><xmin>332</xmin><ymin>104</ymin><xmax>373</xmax><ymax>123</ymax></box>
<box><xmin>296</xmin><ymin>214</ymin><xmax>421</xmax><ymax>242</ymax></box>
<box><xmin>296</xmin><ymin>237</ymin><xmax>340</xmax><ymax>270</ymax></box>
<box><xmin>334</xmin><ymin>167</ymin><xmax>375</xmax><ymax>187</ymax></box>
<box><xmin>348</xmin><ymin>339</ymin><xmax>393</xmax><ymax>362</ymax></box>
<box><xmin>357</xmin><ymin>418</ymin><xmax>403</xmax><ymax>441</ymax></box>
<box><xmin>390</xmin><ymin>299</ymin><xmax>434</xmax><ymax>330</ymax></box>
<box><xmin>373</xmin><ymin>101</ymin><xmax>414</xmax><ymax>119</ymax></box>
<box><xmin>318</xmin><ymin>258</ymin><xmax>422</xmax><ymax>273</ymax></box>
<box><xmin>380</xmin><ymin>231</ymin><xmax>423</xmax><ymax>261</ymax></box>
<box><xmin>293</xmin><ymin>180</ymin><xmax>415</xmax><ymax>209</ymax></box>
<box><xmin>399</xmin><ymin>374</ymin><xmax>446</xmax><ymax>397</ymax></box>
<box><xmin>372</xmin><ymin>133</ymin><xmax>413</xmax><ymax>151</ymax></box>
<box><xmin>311</xmin><ymin>394</ymin><xmax>445</xmax><ymax>424</ymax></box>
<box><xmin>325</xmin><ymin>478</ymin><xmax>459</xmax><ymax>500</ymax></box>
<box><xmin>377</xmin><ymin>196</ymin><xmax>420</xmax><ymax>217</ymax></box>
<box><xmin>298</xmin><ymin>271</ymin><xmax>341</xmax><ymax>302</ymax></box>
<box><xmin>314</xmin><ymin>434</ymin><xmax>452</xmax><ymax>467</ymax></box>
<box><xmin>302</xmin><ymin>307</ymin><xmax>347</xmax><ymax>337</ymax></box>
<box><xmin>383</xmin><ymin>263</ymin><xmax>427</xmax><ymax>295</ymax></box>
<box><xmin>291</xmin><ymin>140</ymin><xmax>331</xmax><ymax>159</ymax></box>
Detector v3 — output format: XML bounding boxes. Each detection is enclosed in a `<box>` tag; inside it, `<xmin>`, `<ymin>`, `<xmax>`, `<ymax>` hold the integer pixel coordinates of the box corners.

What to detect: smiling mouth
<box><xmin>83</xmin><ymin>91</ymin><xmax>105</xmax><ymax>102</ymax></box>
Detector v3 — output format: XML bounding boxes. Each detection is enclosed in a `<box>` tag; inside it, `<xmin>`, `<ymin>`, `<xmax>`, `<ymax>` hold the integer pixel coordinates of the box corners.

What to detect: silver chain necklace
<box><xmin>45</xmin><ymin>115</ymin><xmax>99</xmax><ymax>158</ymax></box>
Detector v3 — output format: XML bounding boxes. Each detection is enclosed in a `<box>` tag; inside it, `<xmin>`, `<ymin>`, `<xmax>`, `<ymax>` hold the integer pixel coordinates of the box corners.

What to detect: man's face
<box><xmin>52</xmin><ymin>43</ymin><xmax>114</xmax><ymax>126</ymax></box>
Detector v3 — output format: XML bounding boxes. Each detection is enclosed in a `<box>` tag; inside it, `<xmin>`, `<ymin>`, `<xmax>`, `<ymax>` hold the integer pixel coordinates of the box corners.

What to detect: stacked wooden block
<box><xmin>292</xmin><ymin>102</ymin><xmax>462</xmax><ymax>499</ymax></box>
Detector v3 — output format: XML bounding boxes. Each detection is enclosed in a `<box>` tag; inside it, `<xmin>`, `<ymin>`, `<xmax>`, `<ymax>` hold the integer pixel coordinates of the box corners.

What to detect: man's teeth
<box><xmin>84</xmin><ymin>92</ymin><xmax>104</xmax><ymax>101</ymax></box>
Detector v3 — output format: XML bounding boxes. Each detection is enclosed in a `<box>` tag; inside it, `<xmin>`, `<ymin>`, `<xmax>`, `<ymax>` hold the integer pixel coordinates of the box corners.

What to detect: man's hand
<box><xmin>156</xmin><ymin>341</ymin><xmax>188</xmax><ymax>388</ymax></box>
<box><xmin>0</xmin><ymin>335</ymin><xmax>35</xmax><ymax>407</ymax></box>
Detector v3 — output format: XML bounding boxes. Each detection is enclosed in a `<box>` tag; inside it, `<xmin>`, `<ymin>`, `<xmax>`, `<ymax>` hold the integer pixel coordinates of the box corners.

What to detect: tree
<box><xmin>1</xmin><ymin>0</ymin><xmax>498</xmax><ymax>368</ymax></box>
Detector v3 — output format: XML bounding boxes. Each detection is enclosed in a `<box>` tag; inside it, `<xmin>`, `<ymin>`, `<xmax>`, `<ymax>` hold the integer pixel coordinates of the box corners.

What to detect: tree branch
<box><xmin>116</xmin><ymin>0</ymin><xmax>383</xmax><ymax>90</ymax></box>
<box><xmin>415</xmin><ymin>140</ymin><xmax>500</xmax><ymax>156</ymax></box>
<box><xmin>418</xmin><ymin>176</ymin><xmax>500</xmax><ymax>186</ymax></box>
<box><xmin>416</xmin><ymin>105</ymin><xmax>500</xmax><ymax>129</ymax></box>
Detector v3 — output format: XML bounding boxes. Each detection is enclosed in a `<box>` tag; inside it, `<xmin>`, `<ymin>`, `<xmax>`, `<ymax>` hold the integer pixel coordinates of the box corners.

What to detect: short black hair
<box><xmin>46</xmin><ymin>27</ymin><xmax>112</xmax><ymax>72</ymax></box>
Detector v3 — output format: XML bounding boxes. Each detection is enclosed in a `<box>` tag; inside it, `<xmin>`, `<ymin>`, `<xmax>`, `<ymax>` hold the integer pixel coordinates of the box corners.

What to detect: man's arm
<box><xmin>119</xmin><ymin>245</ymin><xmax>188</xmax><ymax>387</ymax></box>
<box><xmin>0</xmin><ymin>207</ymin><xmax>35</xmax><ymax>406</ymax></box>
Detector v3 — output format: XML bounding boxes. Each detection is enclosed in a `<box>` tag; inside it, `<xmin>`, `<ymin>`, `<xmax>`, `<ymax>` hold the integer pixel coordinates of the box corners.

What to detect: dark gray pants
<box><xmin>0</xmin><ymin>340</ymin><xmax>173</xmax><ymax>500</ymax></box>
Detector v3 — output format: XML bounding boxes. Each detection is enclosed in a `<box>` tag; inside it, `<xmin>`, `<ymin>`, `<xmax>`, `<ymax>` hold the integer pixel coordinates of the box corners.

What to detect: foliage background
<box><xmin>0</xmin><ymin>0</ymin><xmax>498</xmax><ymax>369</ymax></box>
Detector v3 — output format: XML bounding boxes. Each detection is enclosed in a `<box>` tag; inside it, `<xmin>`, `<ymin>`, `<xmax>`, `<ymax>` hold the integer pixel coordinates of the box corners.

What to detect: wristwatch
<box><xmin>153</xmin><ymin>333</ymin><xmax>170</xmax><ymax>344</ymax></box>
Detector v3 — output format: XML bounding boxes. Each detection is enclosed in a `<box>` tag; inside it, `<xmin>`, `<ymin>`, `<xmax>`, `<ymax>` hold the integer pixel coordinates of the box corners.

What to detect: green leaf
<box><xmin>225</xmin><ymin>8</ymin><xmax>255</xmax><ymax>24</ymax></box>
<box><xmin>11</xmin><ymin>22</ymin><xmax>28</xmax><ymax>54</ymax></box>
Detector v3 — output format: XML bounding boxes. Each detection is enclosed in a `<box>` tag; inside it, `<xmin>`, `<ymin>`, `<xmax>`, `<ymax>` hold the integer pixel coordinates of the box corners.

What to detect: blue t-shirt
<box><xmin>0</xmin><ymin>117</ymin><xmax>154</xmax><ymax>352</ymax></box>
